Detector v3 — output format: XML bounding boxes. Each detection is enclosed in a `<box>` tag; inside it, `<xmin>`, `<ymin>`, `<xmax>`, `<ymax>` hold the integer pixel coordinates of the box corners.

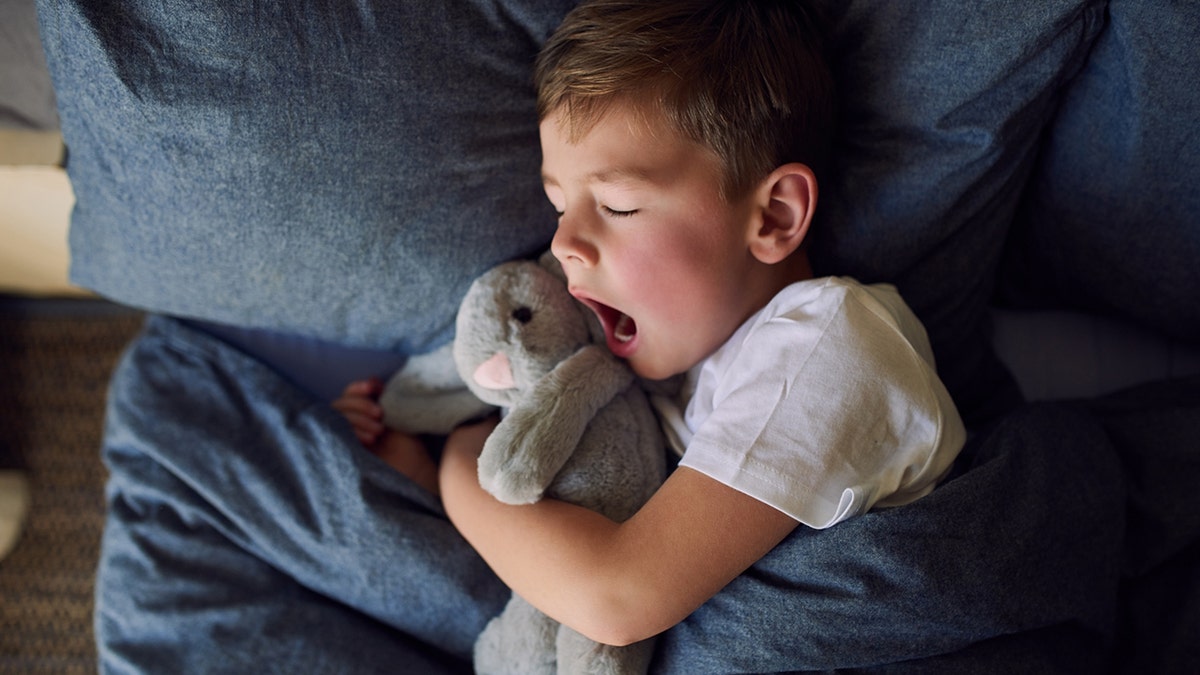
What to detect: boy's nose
<box><xmin>550</xmin><ymin>212</ymin><xmax>599</xmax><ymax>267</ymax></box>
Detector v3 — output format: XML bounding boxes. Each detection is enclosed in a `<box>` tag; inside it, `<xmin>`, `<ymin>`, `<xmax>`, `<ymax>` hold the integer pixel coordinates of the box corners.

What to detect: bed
<box><xmin>19</xmin><ymin>0</ymin><xmax>1200</xmax><ymax>672</ymax></box>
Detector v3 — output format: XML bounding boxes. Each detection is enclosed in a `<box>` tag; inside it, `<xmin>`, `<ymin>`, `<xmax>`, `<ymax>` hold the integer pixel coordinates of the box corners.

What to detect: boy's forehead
<box><xmin>542</xmin><ymin>97</ymin><xmax>675</xmax><ymax>146</ymax></box>
<box><xmin>540</xmin><ymin>101</ymin><xmax>713</xmax><ymax>185</ymax></box>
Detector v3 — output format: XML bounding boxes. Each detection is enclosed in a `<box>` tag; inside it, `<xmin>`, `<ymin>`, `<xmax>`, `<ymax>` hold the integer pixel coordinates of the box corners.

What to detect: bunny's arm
<box><xmin>478</xmin><ymin>344</ymin><xmax>632</xmax><ymax>504</ymax></box>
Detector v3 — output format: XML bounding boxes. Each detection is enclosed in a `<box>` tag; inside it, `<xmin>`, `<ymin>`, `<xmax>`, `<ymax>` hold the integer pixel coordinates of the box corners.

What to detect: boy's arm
<box><xmin>440</xmin><ymin>418</ymin><xmax>799</xmax><ymax>647</ymax></box>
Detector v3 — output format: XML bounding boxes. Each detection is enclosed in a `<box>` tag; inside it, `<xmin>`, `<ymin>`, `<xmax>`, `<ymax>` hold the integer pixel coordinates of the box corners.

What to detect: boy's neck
<box><xmin>768</xmin><ymin>249</ymin><xmax>815</xmax><ymax>299</ymax></box>
<box><xmin>785</xmin><ymin>249</ymin><xmax>815</xmax><ymax>286</ymax></box>
<box><xmin>738</xmin><ymin>250</ymin><xmax>815</xmax><ymax>329</ymax></box>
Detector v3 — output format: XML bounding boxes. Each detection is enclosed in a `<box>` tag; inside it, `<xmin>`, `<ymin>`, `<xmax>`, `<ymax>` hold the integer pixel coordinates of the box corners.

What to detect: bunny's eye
<box><xmin>512</xmin><ymin>307</ymin><xmax>533</xmax><ymax>324</ymax></box>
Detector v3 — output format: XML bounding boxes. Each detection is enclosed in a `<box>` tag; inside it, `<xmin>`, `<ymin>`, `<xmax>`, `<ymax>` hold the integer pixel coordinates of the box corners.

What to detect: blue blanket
<box><xmin>93</xmin><ymin>316</ymin><xmax>1200</xmax><ymax>673</ymax></box>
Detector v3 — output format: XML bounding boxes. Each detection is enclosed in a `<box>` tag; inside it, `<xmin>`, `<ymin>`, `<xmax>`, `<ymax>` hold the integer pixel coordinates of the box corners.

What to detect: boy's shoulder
<box><xmin>760</xmin><ymin>276</ymin><xmax>906</xmax><ymax>324</ymax></box>
<box><xmin>727</xmin><ymin>275</ymin><xmax>935</xmax><ymax>371</ymax></box>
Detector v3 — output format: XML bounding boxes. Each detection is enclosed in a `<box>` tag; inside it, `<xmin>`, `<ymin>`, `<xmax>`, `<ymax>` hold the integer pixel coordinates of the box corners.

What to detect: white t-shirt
<box><xmin>653</xmin><ymin>277</ymin><xmax>965</xmax><ymax>529</ymax></box>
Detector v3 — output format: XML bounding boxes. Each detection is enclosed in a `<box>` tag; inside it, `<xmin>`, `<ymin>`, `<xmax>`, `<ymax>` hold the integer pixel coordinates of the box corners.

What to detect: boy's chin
<box><xmin>628</xmin><ymin>357</ymin><xmax>679</xmax><ymax>383</ymax></box>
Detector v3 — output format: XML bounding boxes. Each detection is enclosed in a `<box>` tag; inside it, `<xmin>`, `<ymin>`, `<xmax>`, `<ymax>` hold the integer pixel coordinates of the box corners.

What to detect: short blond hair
<box><xmin>535</xmin><ymin>0</ymin><xmax>835</xmax><ymax>199</ymax></box>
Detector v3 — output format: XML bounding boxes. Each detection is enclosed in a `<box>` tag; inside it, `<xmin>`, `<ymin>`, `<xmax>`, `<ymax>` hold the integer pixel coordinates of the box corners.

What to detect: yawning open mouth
<box><xmin>579</xmin><ymin>297</ymin><xmax>638</xmax><ymax>357</ymax></box>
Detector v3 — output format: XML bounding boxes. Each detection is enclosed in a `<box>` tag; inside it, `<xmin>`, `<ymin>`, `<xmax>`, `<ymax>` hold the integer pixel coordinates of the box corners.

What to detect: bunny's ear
<box><xmin>537</xmin><ymin>249</ymin><xmax>566</xmax><ymax>282</ymax></box>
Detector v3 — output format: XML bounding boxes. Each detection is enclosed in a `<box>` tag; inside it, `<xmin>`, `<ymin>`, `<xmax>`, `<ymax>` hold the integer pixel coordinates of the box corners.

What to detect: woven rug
<box><xmin>0</xmin><ymin>300</ymin><xmax>144</xmax><ymax>675</ymax></box>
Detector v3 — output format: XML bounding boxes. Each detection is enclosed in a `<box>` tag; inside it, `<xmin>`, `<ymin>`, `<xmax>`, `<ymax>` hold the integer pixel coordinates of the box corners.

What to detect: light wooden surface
<box><xmin>0</xmin><ymin>161</ymin><xmax>90</xmax><ymax>297</ymax></box>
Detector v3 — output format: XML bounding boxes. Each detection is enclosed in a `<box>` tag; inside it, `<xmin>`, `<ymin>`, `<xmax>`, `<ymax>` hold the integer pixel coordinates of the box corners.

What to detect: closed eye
<box><xmin>602</xmin><ymin>206</ymin><xmax>638</xmax><ymax>218</ymax></box>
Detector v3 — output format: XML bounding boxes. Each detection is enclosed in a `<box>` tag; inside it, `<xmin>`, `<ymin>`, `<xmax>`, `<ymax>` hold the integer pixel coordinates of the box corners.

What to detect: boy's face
<box><xmin>541</xmin><ymin>102</ymin><xmax>767</xmax><ymax>380</ymax></box>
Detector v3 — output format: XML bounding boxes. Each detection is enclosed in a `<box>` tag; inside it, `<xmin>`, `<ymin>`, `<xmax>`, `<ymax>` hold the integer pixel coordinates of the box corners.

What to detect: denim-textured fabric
<box><xmin>37</xmin><ymin>0</ymin><xmax>573</xmax><ymax>354</ymax></box>
<box><xmin>35</xmin><ymin>0</ymin><xmax>1200</xmax><ymax>671</ymax></box>
<box><xmin>810</xmin><ymin>0</ymin><xmax>1105</xmax><ymax>423</ymax></box>
<box><xmin>96</xmin><ymin>317</ymin><xmax>507</xmax><ymax>673</ymax></box>
<box><xmin>95</xmin><ymin>317</ymin><xmax>1141</xmax><ymax>673</ymax></box>
<box><xmin>655</xmin><ymin>402</ymin><xmax>1127</xmax><ymax>673</ymax></box>
<box><xmin>39</xmin><ymin>0</ymin><xmax>1112</xmax><ymax>424</ymax></box>
<box><xmin>998</xmin><ymin>1</ymin><xmax>1200</xmax><ymax>341</ymax></box>
<box><xmin>1083</xmin><ymin>377</ymin><xmax>1200</xmax><ymax>674</ymax></box>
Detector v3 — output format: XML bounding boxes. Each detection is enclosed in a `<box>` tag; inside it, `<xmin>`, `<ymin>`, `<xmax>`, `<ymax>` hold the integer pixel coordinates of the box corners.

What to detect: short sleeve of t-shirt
<box><xmin>674</xmin><ymin>278</ymin><xmax>965</xmax><ymax>529</ymax></box>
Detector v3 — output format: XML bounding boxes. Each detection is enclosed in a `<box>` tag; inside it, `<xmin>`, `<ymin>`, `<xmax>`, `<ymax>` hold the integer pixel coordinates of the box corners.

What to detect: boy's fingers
<box><xmin>334</xmin><ymin>378</ymin><xmax>388</xmax><ymax>449</ymax></box>
<box><xmin>354</xmin><ymin>428</ymin><xmax>380</xmax><ymax>447</ymax></box>
<box><xmin>341</xmin><ymin>410</ymin><xmax>385</xmax><ymax>434</ymax></box>
<box><xmin>333</xmin><ymin>396</ymin><xmax>383</xmax><ymax>419</ymax></box>
<box><xmin>341</xmin><ymin>377</ymin><xmax>383</xmax><ymax>397</ymax></box>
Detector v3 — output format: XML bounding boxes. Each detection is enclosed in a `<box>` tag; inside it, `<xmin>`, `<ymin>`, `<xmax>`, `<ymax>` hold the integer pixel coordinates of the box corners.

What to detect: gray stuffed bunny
<box><xmin>383</xmin><ymin>254</ymin><xmax>666</xmax><ymax>674</ymax></box>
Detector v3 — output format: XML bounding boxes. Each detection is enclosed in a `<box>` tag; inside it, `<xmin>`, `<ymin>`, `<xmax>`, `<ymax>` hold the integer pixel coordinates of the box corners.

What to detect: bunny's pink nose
<box><xmin>473</xmin><ymin>351</ymin><xmax>515</xmax><ymax>390</ymax></box>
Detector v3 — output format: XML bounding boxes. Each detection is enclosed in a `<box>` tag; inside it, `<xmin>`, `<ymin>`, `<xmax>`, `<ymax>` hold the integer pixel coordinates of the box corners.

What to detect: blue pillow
<box><xmin>43</xmin><ymin>0</ymin><xmax>1112</xmax><ymax>422</ymax></box>
<box><xmin>38</xmin><ymin>0</ymin><xmax>575</xmax><ymax>354</ymax></box>
<box><xmin>998</xmin><ymin>1</ymin><xmax>1200</xmax><ymax>341</ymax></box>
<box><xmin>812</xmin><ymin>0</ymin><xmax>1105</xmax><ymax>421</ymax></box>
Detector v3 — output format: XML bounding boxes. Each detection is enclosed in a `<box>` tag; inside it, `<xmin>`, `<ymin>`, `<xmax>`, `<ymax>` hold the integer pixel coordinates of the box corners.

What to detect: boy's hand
<box><xmin>334</xmin><ymin>378</ymin><xmax>440</xmax><ymax>494</ymax></box>
<box><xmin>373</xmin><ymin>428</ymin><xmax>440</xmax><ymax>495</ymax></box>
<box><xmin>333</xmin><ymin>378</ymin><xmax>387</xmax><ymax>447</ymax></box>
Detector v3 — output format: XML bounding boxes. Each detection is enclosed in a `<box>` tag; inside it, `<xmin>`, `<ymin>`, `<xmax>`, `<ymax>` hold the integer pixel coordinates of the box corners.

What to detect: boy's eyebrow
<box><xmin>541</xmin><ymin>166</ymin><xmax>661</xmax><ymax>187</ymax></box>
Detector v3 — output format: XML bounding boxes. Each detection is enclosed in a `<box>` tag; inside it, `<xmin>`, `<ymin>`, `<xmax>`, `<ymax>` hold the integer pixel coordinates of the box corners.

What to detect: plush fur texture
<box><xmin>383</xmin><ymin>254</ymin><xmax>666</xmax><ymax>674</ymax></box>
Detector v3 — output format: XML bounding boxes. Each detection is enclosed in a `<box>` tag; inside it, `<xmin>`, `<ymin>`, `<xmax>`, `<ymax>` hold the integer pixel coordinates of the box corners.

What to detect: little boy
<box><xmin>338</xmin><ymin>0</ymin><xmax>964</xmax><ymax>650</ymax></box>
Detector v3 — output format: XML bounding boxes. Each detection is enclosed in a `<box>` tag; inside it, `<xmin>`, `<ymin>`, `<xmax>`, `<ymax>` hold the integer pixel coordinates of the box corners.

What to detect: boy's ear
<box><xmin>748</xmin><ymin>163</ymin><xmax>817</xmax><ymax>265</ymax></box>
